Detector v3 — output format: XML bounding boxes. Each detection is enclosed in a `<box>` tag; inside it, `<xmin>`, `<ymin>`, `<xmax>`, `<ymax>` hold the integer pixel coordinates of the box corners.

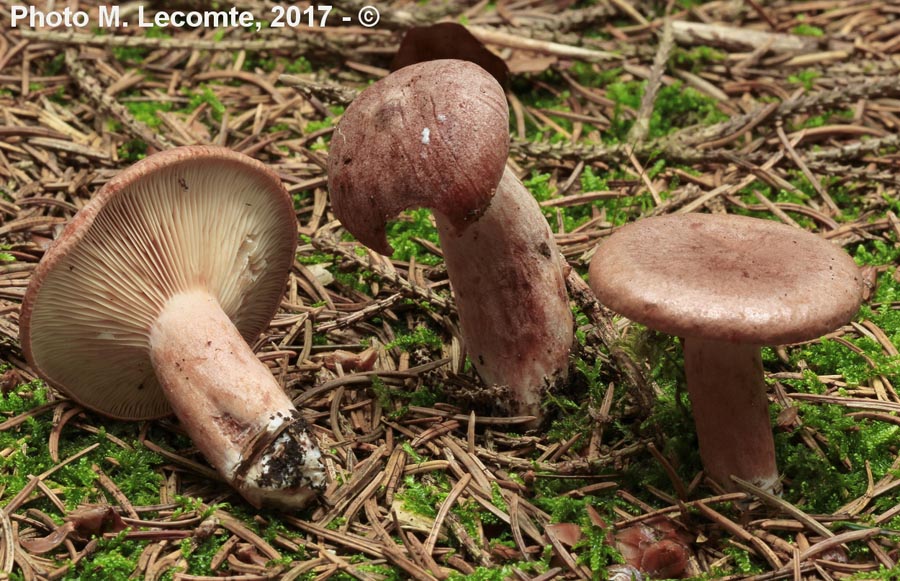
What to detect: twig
<box><xmin>279</xmin><ymin>74</ymin><xmax>357</xmax><ymax>106</ymax></box>
<box><xmin>775</xmin><ymin>124</ymin><xmax>839</xmax><ymax>213</ymax></box>
<box><xmin>807</xmin><ymin>133</ymin><xmax>900</xmax><ymax>162</ymax></box>
<box><xmin>65</xmin><ymin>49</ymin><xmax>174</xmax><ymax>150</ymax></box>
<box><xmin>468</xmin><ymin>26</ymin><xmax>621</xmax><ymax>62</ymax></box>
<box><xmin>731</xmin><ymin>476</ymin><xmax>833</xmax><ymax>539</ymax></box>
<box><xmin>627</xmin><ymin>16</ymin><xmax>674</xmax><ymax>147</ymax></box>
<box><xmin>671</xmin><ymin>20</ymin><xmax>823</xmax><ymax>54</ymax></box>
<box><xmin>423</xmin><ymin>473</ymin><xmax>471</xmax><ymax>556</ymax></box>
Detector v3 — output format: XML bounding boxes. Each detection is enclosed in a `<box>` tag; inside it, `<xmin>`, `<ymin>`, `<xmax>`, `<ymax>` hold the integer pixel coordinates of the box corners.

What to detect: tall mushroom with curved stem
<box><xmin>20</xmin><ymin>146</ymin><xmax>326</xmax><ymax>509</ymax></box>
<box><xmin>589</xmin><ymin>213</ymin><xmax>863</xmax><ymax>493</ymax></box>
<box><xmin>327</xmin><ymin>59</ymin><xmax>573</xmax><ymax>426</ymax></box>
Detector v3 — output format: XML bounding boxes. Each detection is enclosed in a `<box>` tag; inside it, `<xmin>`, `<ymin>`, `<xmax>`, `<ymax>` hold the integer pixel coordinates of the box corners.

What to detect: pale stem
<box><xmin>149</xmin><ymin>290</ymin><xmax>325</xmax><ymax>509</ymax></box>
<box><xmin>434</xmin><ymin>167</ymin><xmax>573</xmax><ymax>428</ymax></box>
<box><xmin>683</xmin><ymin>337</ymin><xmax>780</xmax><ymax>494</ymax></box>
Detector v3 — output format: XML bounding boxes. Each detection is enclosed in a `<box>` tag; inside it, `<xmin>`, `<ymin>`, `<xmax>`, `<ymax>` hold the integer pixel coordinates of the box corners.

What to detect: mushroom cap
<box><xmin>589</xmin><ymin>213</ymin><xmax>863</xmax><ymax>345</ymax></box>
<box><xmin>20</xmin><ymin>146</ymin><xmax>297</xmax><ymax>420</ymax></box>
<box><xmin>327</xmin><ymin>59</ymin><xmax>509</xmax><ymax>255</ymax></box>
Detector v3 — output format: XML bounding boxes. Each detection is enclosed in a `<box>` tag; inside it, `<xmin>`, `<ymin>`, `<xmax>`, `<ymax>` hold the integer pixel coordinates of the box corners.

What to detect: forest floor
<box><xmin>0</xmin><ymin>0</ymin><xmax>899</xmax><ymax>579</ymax></box>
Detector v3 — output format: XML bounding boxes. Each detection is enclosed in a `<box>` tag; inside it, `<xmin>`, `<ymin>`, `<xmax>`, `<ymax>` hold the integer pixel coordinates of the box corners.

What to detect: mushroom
<box><xmin>20</xmin><ymin>146</ymin><xmax>326</xmax><ymax>509</ymax></box>
<box><xmin>588</xmin><ymin>213</ymin><xmax>863</xmax><ymax>493</ymax></box>
<box><xmin>327</xmin><ymin>59</ymin><xmax>573</xmax><ymax>425</ymax></box>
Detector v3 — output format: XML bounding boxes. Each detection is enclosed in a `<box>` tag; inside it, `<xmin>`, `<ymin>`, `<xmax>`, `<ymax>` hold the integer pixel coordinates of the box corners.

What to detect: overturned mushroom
<box><xmin>20</xmin><ymin>146</ymin><xmax>326</xmax><ymax>509</ymax></box>
<box><xmin>589</xmin><ymin>213</ymin><xmax>862</xmax><ymax>493</ymax></box>
<box><xmin>327</xmin><ymin>59</ymin><xmax>573</xmax><ymax>425</ymax></box>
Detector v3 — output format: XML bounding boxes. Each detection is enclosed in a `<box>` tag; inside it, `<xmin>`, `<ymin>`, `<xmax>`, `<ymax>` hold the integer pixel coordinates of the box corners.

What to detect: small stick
<box><xmin>468</xmin><ymin>26</ymin><xmax>621</xmax><ymax>62</ymax></box>
<box><xmin>627</xmin><ymin>15</ymin><xmax>674</xmax><ymax>147</ymax></box>
<box><xmin>775</xmin><ymin>125</ymin><xmax>839</xmax><ymax>214</ymax></box>
<box><xmin>423</xmin><ymin>473</ymin><xmax>471</xmax><ymax>556</ymax></box>
<box><xmin>731</xmin><ymin>476</ymin><xmax>833</xmax><ymax>539</ymax></box>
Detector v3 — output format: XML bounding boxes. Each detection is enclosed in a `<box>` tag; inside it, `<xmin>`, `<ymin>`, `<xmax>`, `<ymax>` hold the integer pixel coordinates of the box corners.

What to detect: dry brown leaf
<box><xmin>391</xmin><ymin>22</ymin><xmax>510</xmax><ymax>90</ymax></box>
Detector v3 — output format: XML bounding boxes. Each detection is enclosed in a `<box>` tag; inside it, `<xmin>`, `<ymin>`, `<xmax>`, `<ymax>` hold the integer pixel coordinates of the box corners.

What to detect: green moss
<box><xmin>331</xmin><ymin>270</ymin><xmax>371</xmax><ymax>294</ymax></box>
<box><xmin>387</xmin><ymin>380</ymin><xmax>430</xmax><ymax>410</ymax></box>
<box><xmin>385</xmin><ymin>208</ymin><xmax>441</xmax><ymax>265</ymax></box>
<box><xmin>355</xmin><ymin>561</ymin><xmax>408</xmax><ymax>581</ymax></box>
<box><xmin>97</xmin><ymin>443</ymin><xmax>164</xmax><ymax>507</ymax></box>
<box><xmin>670</xmin><ymin>46</ymin><xmax>726</xmax><ymax>72</ymax></box>
<box><xmin>788</xmin><ymin>69</ymin><xmax>820</xmax><ymax>90</ymax></box>
<box><xmin>62</xmin><ymin>534</ymin><xmax>142</xmax><ymax>580</ymax></box>
<box><xmin>176</xmin><ymin>533</ymin><xmax>232</xmax><ymax>577</ymax></box>
<box><xmin>242</xmin><ymin>54</ymin><xmax>312</xmax><ymax>74</ymax></box>
<box><xmin>792</xmin><ymin>108</ymin><xmax>854</xmax><ymax>130</ymax></box>
<box><xmin>569</xmin><ymin>62</ymin><xmax>622</xmax><ymax>89</ymax></box>
<box><xmin>774</xmin><ymin>322</ymin><xmax>900</xmax><ymax>512</ymax></box>
<box><xmin>723</xmin><ymin>546</ymin><xmax>764</xmax><ymax>575</ymax></box>
<box><xmin>396</xmin><ymin>474</ymin><xmax>447</xmax><ymax>518</ymax></box>
<box><xmin>185</xmin><ymin>85</ymin><xmax>226</xmax><ymax>121</ymax></box>
<box><xmin>374</xmin><ymin>371</ymin><xmax>445</xmax><ymax>420</ymax></box>
<box><xmin>580</xmin><ymin>165</ymin><xmax>607</xmax><ymax>193</ymax></box>
<box><xmin>605</xmin><ymin>81</ymin><xmax>727</xmax><ymax>142</ymax></box>
<box><xmin>112</xmin><ymin>46</ymin><xmax>148</xmax><ymax>62</ymax></box>
<box><xmin>452</xmin><ymin>496</ymin><xmax>495</xmax><ymax>540</ymax></box>
<box><xmin>304</xmin><ymin>115</ymin><xmax>338</xmax><ymax>134</ymax></box>
<box><xmin>855</xmin><ymin>240</ymin><xmax>900</xmax><ymax>267</ymax></box>
<box><xmin>447</xmin><ymin>565</ymin><xmax>519</xmax><ymax>581</ymax></box>
<box><xmin>846</xmin><ymin>566</ymin><xmax>900</xmax><ymax>580</ymax></box>
<box><xmin>125</xmin><ymin>100</ymin><xmax>172</xmax><ymax>129</ymax></box>
<box><xmin>490</xmin><ymin>481</ymin><xmax>508</xmax><ymax>513</ymax></box>
<box><xmin>285</xmin><ymin>57</ymin><xmax>313</xmax><ymax>74</ymax></box>
<box><xmin>523</xmin><ymin>166</ymin><xmax>654</xmax><ymax>233</ymax></box>
<box><xmin>775</xmin><ymin>405</ymin><xmax>896</xmax><ymax>512</ymax></box>
<box><xmin>648</xmin><ymin>83</ymin><xmax>728</xmax><ymax>138</ymax></box>
<box><xmin>791</xmin><ymin>24</ymin><xmax>824</xmax><ymax>37</ymax></box>
<box><xmin>44</xmin><ymin>53</ymin><xmax>66</xmax><ymax>76</ymax></box>
<box><xmin>574</xmin><ymin>521</ymin><xmax>623</xmax><ymax>574</ymax></box>
<box><xmin>387</xmin><ymin>325</ymin><xmax>442</xmax><ymax>352</ymax></box>
<box><xmin>118</xmin><ymin>139</ymin><xmax>148</xmax><ymax>162</ymax></box>
<box><xmin>112</xmin><ymin>26</ymin><xmax>170</xmax><ymax>61</ymax></box>
<box><xmin>870</xmin><ymin>270</ymin><xmax>900</xmax><ymax>305</ymax></box>
<box><xmin>545</xmin><ymin>357</ymin><xmax>610</xmax><ymax>444</ymax></box>
<box><xmin>297</xmin><ymin>251</ymin><xmax>334</xmax><ymax>265</ymax></box>
<box><xmin>326</xmin><ymin>516</ymin><xmax>347</xmax><ymax>530</ymax></box>
<box><xmin>401</xmin><ymin>442</ymin><xmax>427</xmax><ymax>464</ymax></box>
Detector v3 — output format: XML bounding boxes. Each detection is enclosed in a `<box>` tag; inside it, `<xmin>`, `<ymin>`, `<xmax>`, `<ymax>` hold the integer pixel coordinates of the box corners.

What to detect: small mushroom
<box><xmin>327</xmin><ymin>59</ymin><xmax>573</xmax><ymax>425</ymax></box>
<box><xmin>589</xmin><ymin>213</ymin><xmax>863</xmax><ymax>493</ymax></box>
<box><xmin>20</xmin><ymin>146</ymin><xmax>326</xmax><ymax>509</ymax></box>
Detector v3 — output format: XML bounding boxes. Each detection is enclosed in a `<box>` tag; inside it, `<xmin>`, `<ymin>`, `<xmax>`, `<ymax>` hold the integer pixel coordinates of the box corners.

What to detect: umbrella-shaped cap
<box><xmin>589</xmin><ymin>213</ymin><xmax>863</xmax><ymax>345</ymax></box>
<box><xmin>327</xmin><ymin>59</ymin><xmax>509</xmax><ymax>255</ymax></box>
<box><xmin>20</xmin><ymin>146</ymin><xmax>297</xmax><ymax>420</ymax></box>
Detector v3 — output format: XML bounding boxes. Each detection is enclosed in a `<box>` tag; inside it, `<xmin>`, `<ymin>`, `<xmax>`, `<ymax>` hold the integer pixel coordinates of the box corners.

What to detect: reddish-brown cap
<box><xmin>327</xmin><ymin>59</ymin><xmax>509</xmax><ymax>255</ymax></box>
<box><xmin>589</xmin><ymin>213</ymin><xmax>863</xmax><ymax>344</ymax></box>
<box><xmin>20</xmin><ymin>146</ymin><xmax>297</xmax><ymax>420</ymax></box>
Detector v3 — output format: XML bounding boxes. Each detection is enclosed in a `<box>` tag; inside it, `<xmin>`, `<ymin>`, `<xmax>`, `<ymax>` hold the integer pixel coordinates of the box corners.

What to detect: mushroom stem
<box><xmin>434</xmin><ymin>167</ymin><xmax>573</xmax><ymax>426</ymax></box>
<box><xmin>149</xmin><ymin>290</ymin><xmax>325</xmax><ymax>509</ymax></box>
<box><xmin>683</xmin><ymin>337</ymin><xmax>780</xmax><ymax>494</ymax></box>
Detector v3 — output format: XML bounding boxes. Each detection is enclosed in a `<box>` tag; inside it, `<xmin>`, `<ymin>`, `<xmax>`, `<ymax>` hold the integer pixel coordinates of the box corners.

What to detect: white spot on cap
<box><xmin>421</xmin><ymin>127</ymin><xmax>430</xmax><ymax>144</ymax></box>
<box><xmin>437</xmin><ymin>114</ymin><xmax>447</xmax><ymax>123</ymax></box>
